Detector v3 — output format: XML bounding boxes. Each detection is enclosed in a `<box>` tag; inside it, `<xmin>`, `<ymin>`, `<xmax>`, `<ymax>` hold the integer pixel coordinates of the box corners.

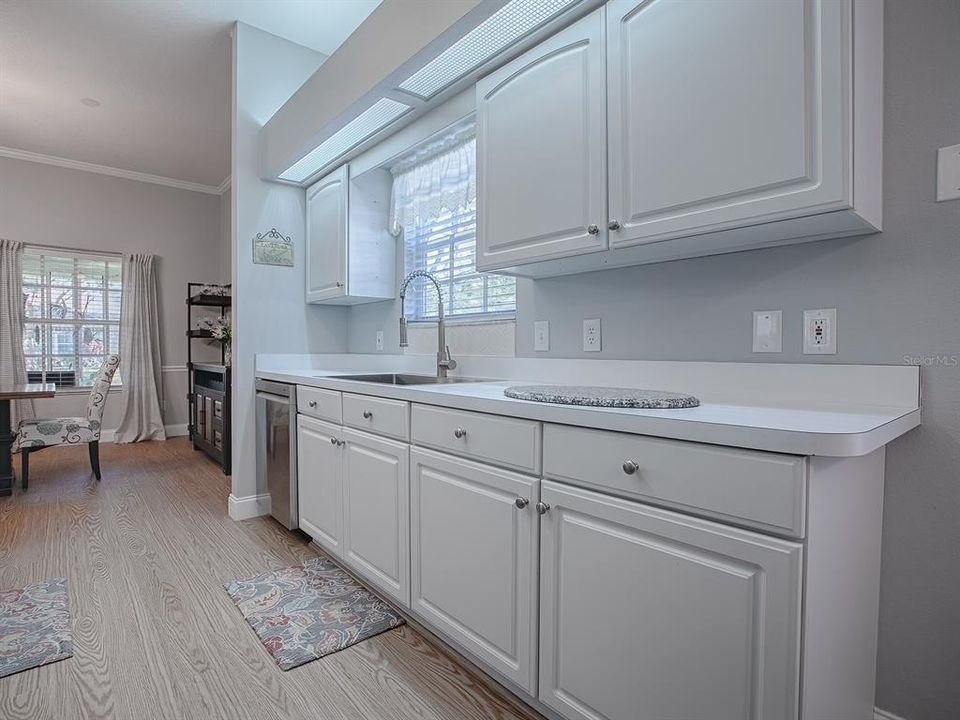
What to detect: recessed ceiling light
<box><xmin>397</xmin><ymin>0</ymin><xmax>579</xmax><ymax>100</ymax></box>
<box><xmin>279</xmin><ymin>98</ymin><xmax>412</xmax><ymax>183</ymax></box>
<box><xmin>80</xmin><ymin>98</ymin><xmax>101</xmax><ymax>108</ymax></box>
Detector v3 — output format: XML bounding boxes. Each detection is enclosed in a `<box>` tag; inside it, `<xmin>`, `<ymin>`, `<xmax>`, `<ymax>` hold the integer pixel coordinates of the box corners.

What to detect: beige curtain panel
<box><xmin>0</xmin><ymin>238</ymin><xmax>36</xmax><ymax>425</ymax></box>
<box><xmin>115</xmin><ymin>253</ymin><xmax>166</xmax><ymax>443</ymax></box>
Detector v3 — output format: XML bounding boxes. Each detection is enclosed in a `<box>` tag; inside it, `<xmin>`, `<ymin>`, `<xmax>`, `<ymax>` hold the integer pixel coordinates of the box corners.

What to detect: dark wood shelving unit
<box><xmin>186</xmin><ymin>283</ymin><xmax>231</xmax><ymax>475</ymax></box>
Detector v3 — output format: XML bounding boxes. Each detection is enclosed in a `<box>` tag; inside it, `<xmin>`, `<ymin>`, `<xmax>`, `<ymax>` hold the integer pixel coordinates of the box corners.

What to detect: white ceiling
<box><xmin>0</xmin><ymin>0</ymin><xmax>380</xmax><ymax>188</ymax></box>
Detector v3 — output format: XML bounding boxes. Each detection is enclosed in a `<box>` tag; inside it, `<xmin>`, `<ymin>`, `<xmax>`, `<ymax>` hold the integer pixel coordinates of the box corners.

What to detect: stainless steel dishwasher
<box><xmin>255</xmin><ymin>379</ymin><xmax>297</xmax><ymax>530</ymax></box>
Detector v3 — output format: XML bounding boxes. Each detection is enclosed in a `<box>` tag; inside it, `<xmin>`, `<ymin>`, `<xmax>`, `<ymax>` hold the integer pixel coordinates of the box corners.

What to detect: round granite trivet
<box><xmin>503</xmin><ymin>385</ymin><xmax>699</xmax><ymax>409</ymax></box>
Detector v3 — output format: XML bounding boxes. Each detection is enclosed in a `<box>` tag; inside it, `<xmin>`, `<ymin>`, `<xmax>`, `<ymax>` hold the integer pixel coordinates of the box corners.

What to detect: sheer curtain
<box><xmin>389</xmin><ymin>122</ymin><xmax>476</xmax><ymax>237</ymax></box>
<box><xmin>0</xmin><ymin>238</ymin><xmax>35</xmax><ymax>425</ymax></box>
<box><xmin>114</xmin><ymin>253</ymin><xmax>166</xmax><ymax>443</ymax></box>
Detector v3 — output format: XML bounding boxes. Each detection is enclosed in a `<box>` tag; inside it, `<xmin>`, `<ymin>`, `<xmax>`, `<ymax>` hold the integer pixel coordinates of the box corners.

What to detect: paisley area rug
<box><xmin>224</xmin><ymin>556</ymin><xmax>404</xmax><ymax>671</ymax></box>
<box><xmin>0</xmin><ymin>577</ymin><xmax>73</xmax><ymax>678</ymax></box>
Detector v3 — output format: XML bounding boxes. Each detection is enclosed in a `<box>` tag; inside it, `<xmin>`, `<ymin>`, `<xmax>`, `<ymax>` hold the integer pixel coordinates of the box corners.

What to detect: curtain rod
<box><xmin>23</xmin><ymin>242</ymin><xmax>122</xmax><ymax>259</ymax></box>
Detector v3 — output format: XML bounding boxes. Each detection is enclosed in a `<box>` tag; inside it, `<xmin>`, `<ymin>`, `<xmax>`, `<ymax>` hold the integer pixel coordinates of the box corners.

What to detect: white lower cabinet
<box><xmin>296</xmin><ymin>415</ymin><xmax>343</xmax><ymax>558</ymax></box>
<box><xmin>410</xmin><ymin>448</ymin><xmax>540</xmax><ymax>693</ymax></box>
<box><xmin>342</xmin><ymin>427</ymin><xmax>410</xmax><ymax>607</ymax></box>
<box><xmin>538</xmin><ymin>480</ymin><xmax>803</xmax><ymax>720</ymax></box>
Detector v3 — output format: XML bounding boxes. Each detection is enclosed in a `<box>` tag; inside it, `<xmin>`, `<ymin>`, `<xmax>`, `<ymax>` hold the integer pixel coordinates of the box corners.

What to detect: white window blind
<box><xmin>392</xmin><ymin>127</ymin><xmax>515</xmax><ymax>321</ymax></box>
<box><xmin>21</xmin><ymin>249</ymin><xmax>122</xmax><ymax>387</ymax></box>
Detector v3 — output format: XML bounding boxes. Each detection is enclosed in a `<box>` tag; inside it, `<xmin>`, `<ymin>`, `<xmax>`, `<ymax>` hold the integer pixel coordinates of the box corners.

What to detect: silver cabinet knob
<box><xmin>515</xmin><ymin>497</ymin><xmax>529</xmax><ymax>509</ymax></box>
<box><xmin>535</xmin><ymin>501</ymin><xmax>550</xmax><ymax>515</ymax></box>
<box><xmin>335</xmin><ymin>281</ymin><xmax>344</xmax><ymax>288</ymax></box>
<box><xmin>330</xmin><ymin>437</ymin><xmax>338</xmax><ymax>445</ymax></box>
<box><xmin>339</xmin><ymin>439</ymin><xmax>346</xmax><ymax>447</ymax></box>
<box><xmin>608</xmin><ymin>220</ymin><xmax>622</xmax><ymax>231</ymax></box>
<box><xmin>586</xmin><ymin>224</ymin><xmax>600</xmax><ymax>235</ymax></box>
<box><xmin>308</xmin><ymin>400</ymin><xmax>317</xmax><ymax>408</ymax></box>
<box><xmin>362</xmin><ymin>410</ymin><xmax>373</xmax><ymax>419</ymax></box>
<box><xmin>622</xmin><ymin>460</ymin><xmax>640</xmax><ymax>475</ymax></box>
<box><xmin>454</xmin><ymin>427</ymin><xmax>467</xmax><ymax>439</ymax></box>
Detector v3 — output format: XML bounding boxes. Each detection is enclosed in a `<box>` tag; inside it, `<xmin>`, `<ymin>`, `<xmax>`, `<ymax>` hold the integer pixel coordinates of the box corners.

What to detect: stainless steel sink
<box><xmin>327</xmin><ymin>373</ymin><xmax>490</xmax><ymax>386</ymax></box>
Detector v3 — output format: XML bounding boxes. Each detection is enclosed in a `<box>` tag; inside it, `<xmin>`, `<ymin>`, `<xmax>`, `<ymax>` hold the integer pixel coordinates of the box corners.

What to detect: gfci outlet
<box><xmin>583</xmin><ymin>318</ymin><xmax>602</xmax><ymax>352</ymax></box>
<box><xmin>803</xmin><ymin>308</ymin><xmax>837</xmax><ymax>355</ymax></box>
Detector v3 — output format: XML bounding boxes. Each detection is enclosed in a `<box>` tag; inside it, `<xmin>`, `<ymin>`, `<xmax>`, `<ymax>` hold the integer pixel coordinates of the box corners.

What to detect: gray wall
<box><xmin>513</xmin><ymin>2</ymin><xmax>959</xmax><ymax>716</ymax></box>
<box><xmin>0</xmin><ymin>155</ymin><xmax>223</xmax><ymax>430</ymax></box>
<box><xmin>230</xmin><ymin>23</ymin><xmax>348</xmax><ymax>502</ymax></box>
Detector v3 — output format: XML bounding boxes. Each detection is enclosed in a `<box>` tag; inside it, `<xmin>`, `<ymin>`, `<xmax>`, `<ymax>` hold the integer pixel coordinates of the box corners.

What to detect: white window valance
<box><xmin>389</xmin><ymin>124</ymin><xmax>477</xmax><ymax>237</ymax></box>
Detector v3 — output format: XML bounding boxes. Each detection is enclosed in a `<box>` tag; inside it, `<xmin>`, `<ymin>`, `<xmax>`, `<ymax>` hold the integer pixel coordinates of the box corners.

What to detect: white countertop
<box><xmin>256</xmin><ymin>358</ymin><xmax>921</xmax><ymax>457</ymax></box>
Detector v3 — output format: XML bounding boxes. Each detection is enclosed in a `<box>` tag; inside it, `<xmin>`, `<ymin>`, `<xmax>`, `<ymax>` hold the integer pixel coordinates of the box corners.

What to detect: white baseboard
<box><xmin>100</xmin><ymin>423</ymin><xmax>188</xmax><ymax>443</ymax></box>
<box><xmin>875</xmin><ymin>708</ymin><xmax>907</xmax><ymax>720</ymax></box>
<box><xmin>164</xmin><ymin>423</ymin><xmax>188</xmax><ymax>437</ymax></box>
<box><xmin>228</xmin><ymin>493</ymin><xmax>271</xmax><ymax>521</ymax></box>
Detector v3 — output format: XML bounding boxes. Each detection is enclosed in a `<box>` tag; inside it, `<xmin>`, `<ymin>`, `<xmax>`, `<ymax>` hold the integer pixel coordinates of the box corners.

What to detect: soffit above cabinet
<box><xmin>260</xmin><ymin>0</ymin><xmax>598</xmax><ymax>186</ymax></box>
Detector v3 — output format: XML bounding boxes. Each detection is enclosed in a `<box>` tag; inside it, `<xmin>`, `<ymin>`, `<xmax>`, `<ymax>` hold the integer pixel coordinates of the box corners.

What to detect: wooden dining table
<box><xmin>0</xmin><ymin>383</ymin><xmax>56</xmax><ymax>496</ymax></box>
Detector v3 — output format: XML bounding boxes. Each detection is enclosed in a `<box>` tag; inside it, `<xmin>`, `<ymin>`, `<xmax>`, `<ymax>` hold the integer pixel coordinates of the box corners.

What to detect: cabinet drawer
<box><xmin>543</xmin><ymin>424</ymin><xmax>806</xmax><ymax>537</ymax></box>
<box><xmin>297</xmin><ymin>386</ymin><xmax>342</xmax><ymax>423</ymax></box>
<box><xmin>343</xmin><ymin>393</ymin><xmax>409</xmax><ymax>441</ymax></box>
<box><xmin>411</xmin><ymin>404</ymin><xmax>541</xmax><ymax>474</ymax></box>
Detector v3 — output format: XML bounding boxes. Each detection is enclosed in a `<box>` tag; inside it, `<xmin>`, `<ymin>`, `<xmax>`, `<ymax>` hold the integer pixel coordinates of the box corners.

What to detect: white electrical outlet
<box><xmin>803</xmin><ymin>308</ymin><xmax>837</xmax><ymax>355</ymax></box>
<box><xmin>752</xmin><ymin>310</ymin><xmax>782</xmax><ymax>353</ymax></box>
<box><xmin>375</xmin><ymin>330</ymin><xmax>384</xmax><ymax>351</ymax></box>
<box><xmin>583</xmin><ymin>318</ymin><xmax>601</xmax><ymax>352</ymax></box>
<box><xmin>534</xmin><ymin>320</ymin><xmax>550</xmax><ymax>352</ymax></box>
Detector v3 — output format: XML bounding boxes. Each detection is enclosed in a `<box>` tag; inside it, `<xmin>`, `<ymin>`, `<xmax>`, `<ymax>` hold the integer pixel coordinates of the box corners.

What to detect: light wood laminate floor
<box><xmin>0</xmin><ymin>438</ymin><xmax>541</xmax><ymax>720</ymax></box>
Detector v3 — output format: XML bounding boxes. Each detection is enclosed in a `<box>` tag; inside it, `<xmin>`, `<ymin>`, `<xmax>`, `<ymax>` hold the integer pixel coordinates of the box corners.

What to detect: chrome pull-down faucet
<box><xmin>399</xmin><ymin>270</ymin><xmax>457</xmax><ymax>378</ymax></box>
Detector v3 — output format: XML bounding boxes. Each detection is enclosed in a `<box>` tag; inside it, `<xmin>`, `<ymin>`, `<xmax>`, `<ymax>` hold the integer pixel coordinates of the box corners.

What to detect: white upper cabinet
<box><xmin>305</xmin><ymin>165</ymin><xmax>395</xmax><ymax>305</ymax></box>
<box><xmin>475</xmin><ymin>0</ymin><xmax>882</xmax><ymax>277</ymax></box>
<box><xmin>608</xmin><ymin>0</ymin><xmax>847</xmax><ymax>245</ymax></box>
<box><xmin>476</xmin><ymin>9</ymin><xmax>608</xmax><ymax>271</ymax></box>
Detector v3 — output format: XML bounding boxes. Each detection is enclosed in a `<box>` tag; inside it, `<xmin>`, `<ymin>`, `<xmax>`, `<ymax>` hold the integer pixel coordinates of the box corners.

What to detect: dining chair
<box><xmin>14</xmin><ymin>355</ymin><xmax>120</xmax><ymax>490</ymax></box>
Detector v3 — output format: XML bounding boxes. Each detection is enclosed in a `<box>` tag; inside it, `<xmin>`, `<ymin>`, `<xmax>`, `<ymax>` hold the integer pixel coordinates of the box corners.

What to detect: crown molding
<box><xmin>0</xmin><ymin>145</ymin><xmax>226</xmax><ymax>195</ymax></box>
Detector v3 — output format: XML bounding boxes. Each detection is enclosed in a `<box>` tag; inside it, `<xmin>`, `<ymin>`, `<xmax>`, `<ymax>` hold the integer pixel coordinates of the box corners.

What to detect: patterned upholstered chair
<box><xmin>14</xmin><ymin>355</ymin><xmax>120</xmax><ymax>490</ymax></box>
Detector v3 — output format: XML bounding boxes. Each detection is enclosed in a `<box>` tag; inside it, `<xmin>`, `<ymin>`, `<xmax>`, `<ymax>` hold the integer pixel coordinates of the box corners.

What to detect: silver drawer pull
<box><xmin>362</xmin><ymin>410</ymin><xmax>373</xmax><ymax>419</ymax></box>
<box><xmin>515</xmin><ymin>497</ymin><xmax>529</xmax><ymax>509</ymax></box>
<box><xmin>535</xmin><ymin>501</ymin><xmax>550</xmax><ymax>515</ymax></box>
<box><xmin>308</xmin><ymin>400</ymin><xmax>317</xmax><ymax>408</ymax></box>
<box><xmin>622</xmin><ymin>460</ymin><xmax>640</xmax><ymax>475</ymax></box>
<box><xmin>453</xmin><ymin>427</ymin><xmax>467</xmax><ymax>439</ymax></box>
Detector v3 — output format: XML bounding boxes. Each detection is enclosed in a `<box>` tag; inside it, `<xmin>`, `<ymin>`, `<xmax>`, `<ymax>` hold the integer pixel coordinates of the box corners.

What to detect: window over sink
<box><xmin>22</xmin><ymin>248</ymin><xmax>122</xmax><ymax>388</ymax></box>
<box><xmin>390</xmin><ymin>122</ymin><xmax>515</xmax><ymax>322</ymax></box>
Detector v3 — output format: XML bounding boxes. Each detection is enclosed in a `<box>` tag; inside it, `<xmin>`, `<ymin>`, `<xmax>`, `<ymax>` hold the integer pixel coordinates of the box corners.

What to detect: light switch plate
<box><xmin>375</xmin><ymin>330</ymin><xmax>384</xmax><ymax>351</ymax></box>
<box><xmin>583</xmin><ymin>318</ymin><xmax>601</xmax><ymax>352</ymax></box>
<box><xmin>752</xmin><ymin>310</ymin><xmax>782</xmax><ymax>353</ymax></box>
<box><xmin>803</xmin><ymin>308</ymin><xmax>837</xmax><ymax>355</ymax></box>
<box><xmin>534</xmin><ymin>320</ymin><xmax>550</xmax><ymax>352</ymax></box>
<box><xmin>937</xmin><ymin>144</ymin><xmax>960</xmax><ymax>202</ymax></box>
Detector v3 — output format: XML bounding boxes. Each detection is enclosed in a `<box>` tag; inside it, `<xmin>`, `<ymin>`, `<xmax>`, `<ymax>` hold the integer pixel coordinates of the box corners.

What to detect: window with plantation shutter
<box><xmin>21</xmin><ymin>249</ymin><xmax>123</xmax><ymax>388</ymax></box>
<box><xmin>391</xmin><ymin>125</ymin><xmax>515</xmax><ymax>321</ymax></box>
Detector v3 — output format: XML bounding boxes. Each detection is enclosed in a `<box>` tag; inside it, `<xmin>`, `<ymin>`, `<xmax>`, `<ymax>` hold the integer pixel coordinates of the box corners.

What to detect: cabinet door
<box><xmin>476</xmin><ymin>8</ymin><xmax>607</xmax><ymax>271</ymax></box>
<box><xmin>539</xmin><ymin>481</ymin><xmax>802</xmax><ymax>720</ymax></box>
<box><xmin>410</xmin><ymin>448</ymin><xmax>539</xmax><ymax>693</ymax></box>
<box><xmin>305</xmin><ymin>165</ymin><xmax>348</xmax><ymax>302</ymax></box>
<box><xmin>296</xmin><ymin>415</ymin><xmax>343</xmax><ymax>557</ymax></box>
<box><xmin>342</xmin><ymin>428</ymin><xmax>410</xmax><ymax>607</ymax></box>
<box><xmin>607</xmin><ymin>0</ymin><xmax>849</xmax><ymax>248</ymax></box>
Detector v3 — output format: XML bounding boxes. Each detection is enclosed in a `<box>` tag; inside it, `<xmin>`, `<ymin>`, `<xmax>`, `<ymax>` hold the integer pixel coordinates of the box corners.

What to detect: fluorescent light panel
<box><xmin>279</xmin><ymin>98</ymin><xmax>412</xmax><ymax>182</ymax></box>
<box><xmin>398</xmin><ymin>0</ymin><xmax>579</xmax><ymax>100</ymax></box>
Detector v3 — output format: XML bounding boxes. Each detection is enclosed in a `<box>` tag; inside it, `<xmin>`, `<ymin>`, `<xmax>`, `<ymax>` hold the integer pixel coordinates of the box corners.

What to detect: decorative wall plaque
<box><xmin>253</xmin><ymin>228</ymin><xmax>294</xmax><ymax>266</ymax></box>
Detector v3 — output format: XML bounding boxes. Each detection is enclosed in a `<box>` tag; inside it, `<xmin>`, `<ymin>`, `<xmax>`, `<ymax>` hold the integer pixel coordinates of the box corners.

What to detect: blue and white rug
<box><xmin>0</xmin><ymin>577</ymin><xmax>73</xmax><ymax>678</ymax></box>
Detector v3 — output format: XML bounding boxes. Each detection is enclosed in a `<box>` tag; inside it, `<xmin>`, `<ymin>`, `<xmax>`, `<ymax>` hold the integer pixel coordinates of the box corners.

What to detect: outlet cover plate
<box><xmin>803</xmin><ymin>308</ymin><xmax>837</xmax><ymax>355</ymax></box>
<box><xmin>583</xmin><ymin>318</ymin><xmax>601</xmax><ymax>352</ymax></box>
<box><xmin>753</xmin><ymin>310</ymin><xmax>782</xmax><ymax>353</ymax></box>
<box><xmin>534</xmin><ymin>320</ymin><xmax>550</xmax><ymax>352</ymax></box>
<box><xmin>375</xmin><ymin>330</ymin><xmax>384</xmax><ymax>351</ymax></box>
